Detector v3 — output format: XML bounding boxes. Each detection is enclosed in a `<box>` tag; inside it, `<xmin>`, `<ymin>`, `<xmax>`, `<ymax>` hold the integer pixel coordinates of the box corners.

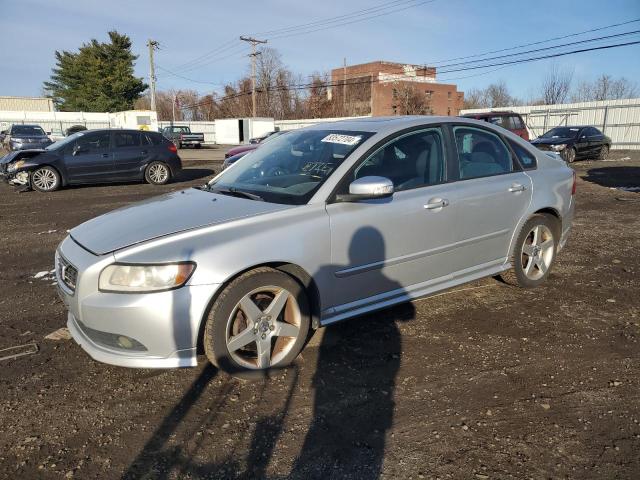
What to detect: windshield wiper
<box><xmin>211</xmin><ymin>186</ymin><xmax>264</xmax><ymax>202</ymax></box>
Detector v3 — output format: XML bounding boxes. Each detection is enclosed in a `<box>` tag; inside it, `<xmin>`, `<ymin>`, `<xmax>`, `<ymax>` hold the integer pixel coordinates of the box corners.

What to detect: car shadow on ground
<box><xmin>582</xmin><ymin>166</ymin><xmax>640</xmax><ymax>191</ymax></box>
<box><xmin>123</xmin><ymin>226</ymin><xmax>415</xmax><ymax>479</ymax></box>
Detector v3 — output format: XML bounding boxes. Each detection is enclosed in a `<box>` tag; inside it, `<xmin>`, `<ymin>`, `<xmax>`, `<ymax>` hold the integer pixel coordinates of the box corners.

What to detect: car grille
<box><xmin>57</xmin><ymin>254</ymin><xmax>78</xmax><ymax>292</ymax></box>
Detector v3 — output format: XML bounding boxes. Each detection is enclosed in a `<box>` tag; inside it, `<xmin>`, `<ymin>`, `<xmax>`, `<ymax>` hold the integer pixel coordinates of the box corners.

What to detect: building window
<box><xmin>447</xmin><ymin>91</ymin><xmax>452</xmax><ymax>100</ymax></box>
<box><xmin>392</xmin><ymin>88</ymin><xmax>398</xmax><ymax>100</ymax></box>
<box><xmin>447</xmin><ymin>107</ymin><xmax>451</xmax><ymax>116</ymax></box>
<box><xmin>425</xmin><ymin>90</ymin><xmax>433</xmax><ymax>98</ymax></box>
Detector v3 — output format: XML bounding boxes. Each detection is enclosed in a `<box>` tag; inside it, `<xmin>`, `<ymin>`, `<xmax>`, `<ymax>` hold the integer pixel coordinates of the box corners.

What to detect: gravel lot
<box><xmin>0</xmin><ymin>147</ymin><xmax>639</xmax><ymax>479</ymax></box>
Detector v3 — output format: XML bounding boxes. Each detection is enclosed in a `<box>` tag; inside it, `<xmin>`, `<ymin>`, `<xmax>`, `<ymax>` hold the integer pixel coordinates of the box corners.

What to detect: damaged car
<box><xmin>1</xmin><ymin>129</ymin><xmax>182</xmax><ymax>192</ymax></box>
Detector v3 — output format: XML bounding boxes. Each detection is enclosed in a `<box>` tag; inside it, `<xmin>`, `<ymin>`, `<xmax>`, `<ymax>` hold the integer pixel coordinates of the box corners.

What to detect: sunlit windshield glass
<box><xmin>207</xmin><ymin>129</ymin><xmax>373</xmax><ymax>205</ymax></box>
<box><xmin>14</xmin><ymin>125</ymin><xmax>45</xmax><ymax>135</ymax></box>
<box><xmin>542</xmin><ymin>127</ymin><xmax>580</xmax><ymax>139</ymax></box>
<box><xmin>45</xmin><ymin>131</ymin><xmax>84</xmax><ymax>150</ymax></box>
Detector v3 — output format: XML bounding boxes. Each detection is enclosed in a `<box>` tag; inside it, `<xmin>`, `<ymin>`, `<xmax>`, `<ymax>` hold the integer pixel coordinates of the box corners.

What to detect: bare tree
<box><xmin>571</xmin><ymin>75</ymin><xmax>638</xmax><ymax>102</ymax></box>
<box><xmin>463</xmin><ymin>87</ymin><xmax>489</xmax><ymax>109</ymax></box>
<box><xmin>462</xmin><ymin>81</ymin><xmax>518</xmax><ymax>109</ymax></box>
<box><xmin>392</xmin><ymin>83</ymin><xmax>433</xmax><ymax>115</ymax></box>
<box><xmin>540</xmin><ymin>65</ymin><xmax>573</xmax><ymax>105</ymax></box>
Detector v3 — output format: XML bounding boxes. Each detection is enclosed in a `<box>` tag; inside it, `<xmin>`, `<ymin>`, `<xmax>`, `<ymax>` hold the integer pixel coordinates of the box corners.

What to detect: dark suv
<box><xmin>461</xmin><ymin>111</ymin><xmax>529</xmax><ymax>140</ymax></box>
<box><xmin>0</xmin><ymin>129</ymin><xmax>182</xmax><ymax>192</ymax></box>
<box><xmin>2</xmin><ymin>124</ymin><xmax>53</xmax><ymax>151</ymax></box>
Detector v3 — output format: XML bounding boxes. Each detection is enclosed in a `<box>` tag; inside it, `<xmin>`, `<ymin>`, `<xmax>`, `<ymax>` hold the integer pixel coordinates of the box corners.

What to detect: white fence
<box><xmin>462</xmin><ymin>98</ymin><xmax>640</xmax><ymax>150</ymax></box>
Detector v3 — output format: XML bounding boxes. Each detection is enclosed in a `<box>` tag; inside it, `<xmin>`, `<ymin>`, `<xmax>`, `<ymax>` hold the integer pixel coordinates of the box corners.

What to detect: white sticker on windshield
<box><xmin>321</xmin><ymin>134</ymin><xmax>362</xmax><ymax>146</ymax></box>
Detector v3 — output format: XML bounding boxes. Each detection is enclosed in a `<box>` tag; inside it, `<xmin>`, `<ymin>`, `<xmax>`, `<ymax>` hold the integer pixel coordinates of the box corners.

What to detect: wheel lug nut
<box><xmin>261</xmin><ymin>333</ymin><xmax>266</xmax><ymax>339</ymax></box>
<box><xmin>269</xmin><ymin>325</ymin><xmax>275</xmax><ymax>331</ymax></box>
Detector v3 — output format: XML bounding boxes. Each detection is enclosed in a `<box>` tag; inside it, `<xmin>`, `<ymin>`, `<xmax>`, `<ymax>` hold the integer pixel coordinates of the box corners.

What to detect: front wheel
<box><xmin>204</xmin><ymin>267</ymin><xmax>310</xmax><ymax>373</ymax></box>
<box><xmin>499</xmin><ymin>214</ymin><xmax>559</xmax><ymax>288</ymax></box>
<box><xmin>598</xmin><ymin>144</ymin><xmax>609</xmax><ymax>160</ymax></box>
<box><xmin>562</xmin><ymin>147</ymin><xmax>576</xmax><ymax>163</ymax></box>
<box><xmin>31</xmin><ymin>166</ymin><xmax>61</xmax><ymax>192</ymax></box>
<box><xmin>144</xmin><ymin>161</ymin><xmax>171</xmax><ymax>185</ymax></box>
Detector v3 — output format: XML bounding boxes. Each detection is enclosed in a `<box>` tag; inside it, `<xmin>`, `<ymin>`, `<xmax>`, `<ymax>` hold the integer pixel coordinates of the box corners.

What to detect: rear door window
<box><xmin>114</xmin><ymin>131</ymin><xmax>141</xmax><ymax>148</ymax></box>
<box><xmin>143</xmin><ymin>132</ymin><xmax>163</xmax><ymax>146</ymax></box>
<box><xmin>453</xmin><ymin>126</ymin><xmax>514</xmax><ymax>180</ymax></box>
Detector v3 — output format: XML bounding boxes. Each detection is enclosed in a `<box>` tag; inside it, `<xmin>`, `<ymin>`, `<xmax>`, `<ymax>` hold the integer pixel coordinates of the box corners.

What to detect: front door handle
<box><xmin>101</xmin><ymin>153</ymin><xmax>110</xmax><ymax>158</ymax></box>
<box><xmin>508</xmin><ymin>183</ymin><xmax>526</xmax><ymax>192</ymax></box>
<box><xmin>424</xmin><ymin>198</ymin><xmax>449</xmax><ymax>209</ymax></box>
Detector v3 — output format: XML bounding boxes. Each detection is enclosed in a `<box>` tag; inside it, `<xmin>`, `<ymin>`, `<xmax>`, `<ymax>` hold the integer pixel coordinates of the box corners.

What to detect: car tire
<box><xmin>499</xmin><ymin>214</ymin><xmax>559</xmax><ymax>288</ymax></box>
<box><xmin>30</xmin><ymin>166</ymin><xmax>61</xmax><ymax>192</ymax></box>
<box><xmin>195</xmin><ymin>144</ymin><xmax>202</xmax><ymax>149</ymax></box>
<box><xmin>598</xmin><ymin>144</ymin><xmax>609</xmax><ymax>160</ymax></box>
<box><xmin>203</xmin><ymin>267</ymin><xmax>311</xmax><ymax>374</ymax></box>
<box><xmin>562</xmin><ymin>147</ymin><xmax>576</xmax><ymax>163</ymax></box>
<box><xmin>144</xmin><ymin>161</ymin><xmax>171</xmax><ymax>185</ymax></box>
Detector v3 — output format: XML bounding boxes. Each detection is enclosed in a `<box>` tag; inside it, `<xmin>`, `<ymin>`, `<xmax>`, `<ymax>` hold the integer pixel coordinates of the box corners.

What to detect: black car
<box><xmin>2</xmin><ymin>124</ymin><xmax>53</xmax><ymax>151</ymax></box>
<box><xmin>531</xmin><ymin>126</ymin><xmax>611</xmax><ymax>163</ymax></box>
<box><xmin>0</xmin><ymin>129</ymin><xmax>181</xmax><ymax>192</ymax></box>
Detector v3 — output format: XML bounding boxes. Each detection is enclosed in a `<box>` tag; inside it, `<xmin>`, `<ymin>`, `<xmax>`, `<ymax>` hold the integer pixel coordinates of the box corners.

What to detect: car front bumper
<box><xmin>56</xmin><ymin>236</ymin><xmax>219</xmax><ymax>368</ymax></box>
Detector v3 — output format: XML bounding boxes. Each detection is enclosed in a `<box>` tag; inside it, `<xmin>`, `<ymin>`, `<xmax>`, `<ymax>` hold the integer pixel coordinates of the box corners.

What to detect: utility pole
<box><xmin>240</xmin><ymin>36</ymin><xmax>267</xmax><ymax>118</ymax></box>
<box><xmin>147</xmin><ymin>39</ymin><xmax>159</xmax><ymax>113</ymax></box>
<box><xmin>343</xmin><ymin>57</ymin><xmax>347</xmax><ymax>116</ymax></box>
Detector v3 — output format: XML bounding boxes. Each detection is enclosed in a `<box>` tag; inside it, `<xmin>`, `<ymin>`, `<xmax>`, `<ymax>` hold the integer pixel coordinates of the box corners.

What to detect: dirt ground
<box><xmin>0</xmin><ymin>146</ymin><xmax>638</xmax><ymax>479</ymax></box>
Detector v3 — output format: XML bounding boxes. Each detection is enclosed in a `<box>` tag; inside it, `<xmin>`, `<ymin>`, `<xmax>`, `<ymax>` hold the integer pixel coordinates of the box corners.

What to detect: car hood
<box><xmin>0</xmin><ymin>149</ymin><xmax>46</xmax><ymax>165</ymax></box>
<box><xmin>531</xmin><ymin>137</ymin><xmax>574</xmax><ymax>145</ymax></box>
<box><xmin>227</xmin><ymin>144</ymin><xmax>259</xmax><ymax>156</ymax></box>
<box><xmin>69</xmin><ymin>188</ymin><xmax>293</xmax><ymax>255</ymax></box>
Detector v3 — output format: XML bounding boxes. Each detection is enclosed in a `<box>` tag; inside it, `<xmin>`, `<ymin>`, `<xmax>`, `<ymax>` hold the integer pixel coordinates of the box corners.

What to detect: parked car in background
<box><xmin>56</xmin><ymin>116</ymin><xmax>574</xmax><ymax>373</ymax></box>
<box><xmin>461</xmin><ymin>111</ymin><xmax>529</xmax><ymax>140</ymax></box>
<box><xmin>531</xmin><ymin>126</ymin><xmax>611</xmax><ymax>163</ymax></box>
<box><xmin>222</xmin><ymin>151</ymin><xmax>252</xmax><ymax>170</ymax></box>
<box><xmin>0</xmin><ymin>129</ymin><xmax>181</xmax><ymax>192</ymax></box>
<box><xmin>2</xmin><ymin>124</ymin><xmax>53</xmax><ymax>151</ymax></box>
<box><xmin>249</xmin><ymin>130</ymin><xmax>279</xmax><ymax>144</ymax></box>
<box><xmin>66</xmin><ymin>125</ymin><xmax>88</xmax><ymax>136</ymax></box>
<box><xmin>160</xmin><ymin>125</ymin><xmax>205</xmax><ymax>149</ymax></box>
<box><xmin>224</xmin><ymin>130</ymin><xmax>287</xmax><ymax>158</ymax></box>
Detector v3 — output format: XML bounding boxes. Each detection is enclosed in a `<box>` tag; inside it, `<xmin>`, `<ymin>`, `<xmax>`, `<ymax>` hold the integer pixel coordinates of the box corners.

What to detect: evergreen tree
<box><xmin>44</xmin><ymin>31</ymin><xmax>147</xmax><ymax>111</ymax></box>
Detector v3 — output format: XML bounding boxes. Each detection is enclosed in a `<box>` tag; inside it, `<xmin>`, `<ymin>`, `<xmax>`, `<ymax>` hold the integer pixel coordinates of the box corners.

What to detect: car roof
<box><xmin>304</xmin><ymin>115</ymin><xmax>489</xmax><ymax>135</ymax></box>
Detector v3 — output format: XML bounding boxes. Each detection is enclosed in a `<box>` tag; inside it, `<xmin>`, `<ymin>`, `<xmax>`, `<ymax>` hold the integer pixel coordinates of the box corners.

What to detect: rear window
<box><xmin>508</xmin><ymin>140</ymin><xmax>537</xmax><ymax>170</ymax></box>
<box><xmin>143</xmin><ymin>132</ymin><xmax>164</xmax><ymax>146</ymax></box>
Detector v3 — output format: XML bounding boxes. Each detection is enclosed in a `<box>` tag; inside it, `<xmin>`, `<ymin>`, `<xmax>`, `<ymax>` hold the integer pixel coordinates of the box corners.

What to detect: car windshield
<box><xmin>206</xmin><ymin>129</ymin><xmax>373</xmax><ymax>205</ymax></box>
<box><xmin>45</xmin><ymin>131</ymin><xmax>86</xmax><ymax>150</ymax></box>
<box><xmin>541</xmin><ymin>127</ymin><xmax>581</xmax><ymax>139</ymax></box>
<box><xmin>260</xmin><ymin>130</ymin><xmax>285</xmax><ymax>144</ymax></box>
<box><xmin>13</xmin><ymin>125</ymin><xmax>46</xmax><ymax>136</ymax></box>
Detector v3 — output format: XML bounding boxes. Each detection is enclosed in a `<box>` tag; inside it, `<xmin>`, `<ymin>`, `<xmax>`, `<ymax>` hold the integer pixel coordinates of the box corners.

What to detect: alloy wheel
<box><xmin>148</xmin><ymin>164</ymin><xmax>168</xmax><ymax>184</ymax></box>
<box><xmin>226</xmin><ymin>286</ymin><xmax>301</xmax><ymax>369</ymax></box>
<box><xmin>32</xmin><ymin>168</ymin><xmax>57</xmax><ymax>191</ymax></box>
<box><xmin>521</xmin><ymin>224</ymin><xmax>554</xmax><ymax>281</ymax></box>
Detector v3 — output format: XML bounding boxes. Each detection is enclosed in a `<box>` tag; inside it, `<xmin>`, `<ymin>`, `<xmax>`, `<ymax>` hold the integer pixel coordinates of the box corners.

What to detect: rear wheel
<box><xmin>500</xmin><ymin>214</ymin><xmax>559</xmax><ymax>288</ymax></box>
<box><xmin>144</xmin><ymin>161</ymin><xmax>171</xmax><ymax>185</ymax></box>
<box><xmin>598</xmin><ymin>144</ymin><xmax>609</xmax><ymax>160</ymax></box>
<box><xmin>204</xmin><ymin>267</ymin><xmax>310</xmax><ymax>373</ymax></box>
<box><xmin>562</xmin><ymin>147</ymin><xmax>576</xmax><ymax>163</ymax></box>
<box><xmin>31</xmin><ymin>166</ymin><xmax>60</xmax><ymax>192</ymax></box>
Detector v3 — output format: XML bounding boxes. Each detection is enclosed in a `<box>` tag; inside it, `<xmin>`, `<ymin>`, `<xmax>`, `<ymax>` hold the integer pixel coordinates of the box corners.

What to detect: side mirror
<box><xmin>46</xmin><ymin>131</ymin><xmax>52</xmax><ymax>135</ymax></box>
<box><xmin>336</xmin><ymin>176</ymin><xmax>394</xmax><ymax>202</ymax></box>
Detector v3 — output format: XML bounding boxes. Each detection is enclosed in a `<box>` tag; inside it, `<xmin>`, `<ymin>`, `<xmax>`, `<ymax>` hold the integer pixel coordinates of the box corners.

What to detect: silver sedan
<box><xmin>56</xmin><ymin>116</ymin><xmax>575</xmax><ymax>373</ymax></box>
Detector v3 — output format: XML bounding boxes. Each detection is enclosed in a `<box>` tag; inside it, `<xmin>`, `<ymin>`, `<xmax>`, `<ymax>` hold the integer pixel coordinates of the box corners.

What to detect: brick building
<box><xmin>329</xmin><ymin>61</ymin><xmax>464</xmax><ymax>117</ymax></box>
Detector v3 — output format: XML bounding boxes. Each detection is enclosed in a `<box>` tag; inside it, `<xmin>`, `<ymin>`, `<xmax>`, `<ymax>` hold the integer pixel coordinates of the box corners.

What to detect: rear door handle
<box><xmin>424</xmin><ymin>198</ymin><xmax>449</xmax><ymax>210</ymax></box>
<box><xmin>141</xmin><ymin>150</ymin><xmax>148</xmax><ymax>155</ymax></box>
<box><xmin>508</xmin><ymin>183</ymin><xmax>526</xmax><ymax>192</ymax></box>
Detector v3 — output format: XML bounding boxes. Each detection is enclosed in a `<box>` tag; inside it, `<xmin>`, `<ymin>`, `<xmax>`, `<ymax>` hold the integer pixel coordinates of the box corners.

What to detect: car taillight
<box><xmin>168</xmin><ymin>144</ymin><xmax>177</xmax><ymax>153</ymax></box>
<box><xmin>571</xmin><ymin>171</ymin><xmax>577</xmax><ymax>195</ymax></box>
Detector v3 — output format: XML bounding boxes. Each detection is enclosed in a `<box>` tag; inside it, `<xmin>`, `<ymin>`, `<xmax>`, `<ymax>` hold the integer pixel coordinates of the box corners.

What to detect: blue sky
<box><xmin>2</xmin><ymin>0</ymin><xmax>639</xmax><ymax>101</ymax></box>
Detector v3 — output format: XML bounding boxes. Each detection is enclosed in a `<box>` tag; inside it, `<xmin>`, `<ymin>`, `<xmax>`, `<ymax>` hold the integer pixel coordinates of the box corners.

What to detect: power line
<box><xmin>426</xmin><ymin>17</ymin><xmax>640</xmax><ymax>65</ymax></box>
<box><xmin>178</xmin><ymin>39</ymin><xmax>640</xmax><ymax>110</ymax></box>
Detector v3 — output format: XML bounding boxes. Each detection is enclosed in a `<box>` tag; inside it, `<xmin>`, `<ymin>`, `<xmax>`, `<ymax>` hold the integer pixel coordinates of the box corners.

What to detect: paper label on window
<box><xmin>321</xmin><ymin>134</ymin><xmax>362</xmax><ymax>146</ymax></box>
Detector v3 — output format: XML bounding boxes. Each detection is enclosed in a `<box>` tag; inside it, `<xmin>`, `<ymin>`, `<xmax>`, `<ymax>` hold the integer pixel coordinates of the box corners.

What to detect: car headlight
<box><xmin>99</xmin><ymin>262</ymin><xmax>196</xmax><ymax>293</ymax></box>
<box><xmin>551</xmin><ymin>144</ymin><xmax>567</xmax><ymax>151</ymax></box>
<box><xmin>7</xmin><ymin>160</ymin><xmax>26</xmax><ymax>172</ymax></box>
